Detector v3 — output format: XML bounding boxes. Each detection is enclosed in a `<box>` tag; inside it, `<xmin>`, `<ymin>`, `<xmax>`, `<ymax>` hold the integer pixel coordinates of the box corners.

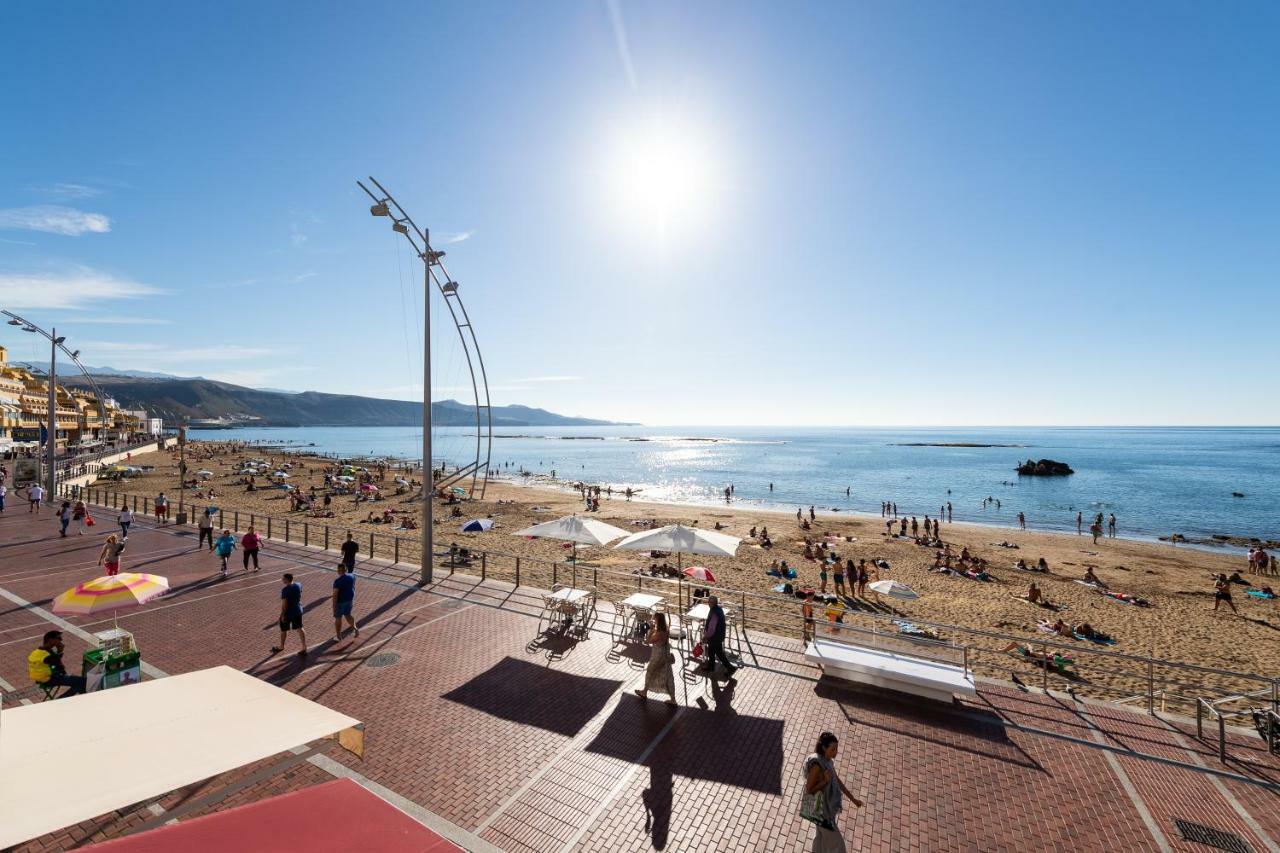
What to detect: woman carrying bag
<box><xmin>802</xmin><ymin>732</ymin><xmax>862</xmax><ymax>853</ymax></box>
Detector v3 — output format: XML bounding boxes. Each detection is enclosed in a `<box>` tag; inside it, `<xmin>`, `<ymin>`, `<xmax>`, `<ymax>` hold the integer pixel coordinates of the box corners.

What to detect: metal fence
<box><xmin>67</xmin><ymin>484</ymin><xmax>1280</xmax><ymax>723</ymax></box>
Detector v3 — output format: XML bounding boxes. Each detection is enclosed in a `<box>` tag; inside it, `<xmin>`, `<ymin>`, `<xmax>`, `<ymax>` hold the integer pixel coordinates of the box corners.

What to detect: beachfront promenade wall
<box><xmin>63</xmin><ymin>482</ymin><xmax>1280</xmax><ymax>724</ymax></box>
<box><xmin>58</xmin><ymin>437</ymin><xmax>178</xmax><ymax>487</ymax></box>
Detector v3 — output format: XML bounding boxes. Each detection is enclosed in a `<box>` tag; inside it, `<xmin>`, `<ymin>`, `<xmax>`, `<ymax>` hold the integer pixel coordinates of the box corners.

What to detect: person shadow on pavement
<box><xmin>642</xmin><ymin>762</ymin><xmax>673</xmax><ymax>850</ymax></box>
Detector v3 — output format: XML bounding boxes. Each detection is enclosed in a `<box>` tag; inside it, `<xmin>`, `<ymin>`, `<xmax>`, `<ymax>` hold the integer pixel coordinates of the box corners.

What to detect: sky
<box><xmin>1</xmin><ymin>1</ymin><xmax>1277</xmax><ymax>426</ymax></box>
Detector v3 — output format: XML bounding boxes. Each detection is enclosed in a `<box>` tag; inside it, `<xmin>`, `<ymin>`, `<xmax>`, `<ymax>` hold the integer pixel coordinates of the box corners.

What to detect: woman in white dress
<box><xmin>635</xmin><ymin>612</ymin><xmax>678</xmax><ymax>707</ymax></box>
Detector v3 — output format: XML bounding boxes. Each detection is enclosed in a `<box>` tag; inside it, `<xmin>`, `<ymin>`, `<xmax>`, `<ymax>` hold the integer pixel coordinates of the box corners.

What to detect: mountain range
<box><xmin>58</xmin><ymin>375</ymin><xmax>630</xmax><ymax>427</ymax></box>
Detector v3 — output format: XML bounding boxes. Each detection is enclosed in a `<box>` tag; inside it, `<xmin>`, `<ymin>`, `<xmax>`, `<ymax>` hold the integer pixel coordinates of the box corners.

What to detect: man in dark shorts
<box><xmin>332</xmin><ymin>563</ymin><xmax>359</xmax><ymax>642</ymax></box>
<box><xmin>341</xmin><ymin>533</ymin><xmax>358</xmax><ymax>572</ymax></box>
<box><xmin>272</xmin><ymin>573</ymin><xmax>307</xmax><ymax>656</ymax></box>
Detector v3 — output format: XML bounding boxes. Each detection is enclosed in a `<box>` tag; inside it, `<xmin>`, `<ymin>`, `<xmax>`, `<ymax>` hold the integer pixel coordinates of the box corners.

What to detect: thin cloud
<box><xmin>291</xmin><ymin>271</ymin><xmax>318</xmax><ymax>283</ymax></box>
<box><xmin>440</xmin><ymin>230</ymin><xmax>474</xmax><ymax>244</ymax></box>
<box><xmin>29</xmin><ymin>182</ymin><xmax>103</xmax><ymax>200</ymax></box>
<box><xmin>63</xmin><ymin>315</ymin><xmax>173</xmax><ymax>326</ymax></box>
<box><xmin>606</xmin><ymin>0</ymin><xmax>639</xmax><ymax>92</ymax></box>
<box><xmin>0</xmin><ymin>205</ymin><xmax>111</xmax><ymax>236</ymax></box>
<box><xmin>166</xmin><ymin>345</ymin><xmax>279</xmax><ymax>362</ymax></box>
<box><xmin>0</xmin><ymin>266</ymin><xmax>162</xmax><ymax>309</ymax></box>
<box><xmin>0</xmin><ymin>237</ymin><xmax>37</xmax><ymax>246</ymax></box>
<box><xmin>81</xmin><ymin>341</ymin><xmax>164</xmax><ymax>352</ymax></box>
<box><xmin>510</xmin><ymin>375</ymin><xmax>582</xmax><ymax>383</ymax></box>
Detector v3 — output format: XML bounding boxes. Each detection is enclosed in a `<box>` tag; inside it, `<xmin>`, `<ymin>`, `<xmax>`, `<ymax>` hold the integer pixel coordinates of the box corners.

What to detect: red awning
<box><xmin>85</xmin><ymin>778</ymin><xmax>459</xmax><ymax>853</ymax></box>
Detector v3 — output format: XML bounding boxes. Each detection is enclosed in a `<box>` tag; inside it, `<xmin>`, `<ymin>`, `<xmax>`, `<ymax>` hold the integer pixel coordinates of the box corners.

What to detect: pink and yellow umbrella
<box><xmin>53</xmin><ymin>573</ymin><xmax>170</xmax><ymax>626</ymax></box>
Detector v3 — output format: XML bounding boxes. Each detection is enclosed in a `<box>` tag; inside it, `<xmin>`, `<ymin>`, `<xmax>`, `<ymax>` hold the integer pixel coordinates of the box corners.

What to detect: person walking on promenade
<box><xmin>197</xmin><ymin>508</ymin><xmax>215</xmax><ymax>550</ymax></box>
<box><xmin>635</xmin><ymin>611</ymin><xmax>678</xmax><ymax>706</ymax></box>
<box><xmin>341</xmin><ymin>532</ymin><xmax>358</xmax><ymax>572</ymax></box>
<box><xmin>154</xmin><ymin>492</ymin><xmax>168</xmax><ymax>524</ymax></box>
<box><xmin>0</xmin><ymin>483</ymin><xmax>6</xmax><ymax>513</ymax></box>
<box><xmin>57</xmin><ymin>500</ymin><xmax>72</xmax><ymax>537</ymax></box>
<box><xmin>242</xmin><ymin>526</ymin><xmax>262</xmax><ymax>572</ymax></box>
<box><xmin>699</xmin><ymin>596</ymin><xmax>736</xmax><ymax>679</ymax></box>
<box><xmin>72</xmin><ymin>498</ymin><xmax>88</xmax><ymax>534</ymax></box>
<box><xmin>28</xmin><ymin>482</ymin><xmax>44</xmax><ymax>513</ymax></box>
<box><xmin>214</xmin><ymin>529</ymin><xmax>236</xmax><ymax>578</ymax></box>
<box><xmin>803</xmin><ymin>732</ymin><xmax>863</xmax><ymax>853</ymax></box>
<box><xmin>98</xmin><ymin>534</ymin><xmax>125</xmax><ymax>577</ymax></box>
<box><xmin>332</xmin><ymin>562</ymin><xmax>359</xmax><ymax>641</ymax></box>
<box><xmin>272</xmin><ymin>572</ymin><xmax>307</xmax><ymax>656</ymax></box>
<box><xmin>1213</xmin><ymin>574</ymin><xmax>1238</xmax><ymax>614</ymax></box>
<box><xmin>118</xmin><ymin>506</ymin><xmax>132</xmax><ymax>539</ymax></box>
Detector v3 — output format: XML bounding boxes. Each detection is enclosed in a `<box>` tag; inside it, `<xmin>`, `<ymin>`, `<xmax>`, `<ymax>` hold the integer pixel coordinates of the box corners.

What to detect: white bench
<box><xmin>805</xmin><ymin>637</ymin><xmax>976</xmax><ymax>703</ymax></box>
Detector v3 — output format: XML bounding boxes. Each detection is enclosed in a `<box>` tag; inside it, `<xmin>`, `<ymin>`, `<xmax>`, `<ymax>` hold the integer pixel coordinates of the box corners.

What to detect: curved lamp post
<box><xmin>2</xmin><ymin>310</ymin><xmax>112</xmax><ymax>494</ymax></box>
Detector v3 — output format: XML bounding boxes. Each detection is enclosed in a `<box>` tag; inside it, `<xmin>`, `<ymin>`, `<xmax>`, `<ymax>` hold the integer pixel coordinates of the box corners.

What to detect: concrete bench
<box><xmin>805</xmin><ymin>636</ymin><xmax>976</xmax><ymax>703</ymax></box>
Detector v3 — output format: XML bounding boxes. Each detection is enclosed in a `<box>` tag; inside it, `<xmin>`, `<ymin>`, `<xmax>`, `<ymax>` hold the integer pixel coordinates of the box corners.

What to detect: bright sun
<box><xmin>606</xmin><ymin>114</ymin><xmax>719</xmax><ymax>240</ymax></box>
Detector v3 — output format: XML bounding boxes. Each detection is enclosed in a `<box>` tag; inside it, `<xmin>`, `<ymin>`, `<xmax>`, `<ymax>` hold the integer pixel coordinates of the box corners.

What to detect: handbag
<box><xmin>800</xmin><ymin>788</ymin><xmax>829</xmax><ymax>827</ymax></box>
<box><xmin>692</xmin><ymin>642</ymin><xmax>704</xmax><ymax>659</ymax></box>
<box><xmin>85</xmin><ymin>516</ymin><xmax>96</xmax><ymax>527</ymax></box>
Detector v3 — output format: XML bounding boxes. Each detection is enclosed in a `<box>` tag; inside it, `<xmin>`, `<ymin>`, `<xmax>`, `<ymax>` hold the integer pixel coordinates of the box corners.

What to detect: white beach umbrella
<box><xmin>513</xmin><ymin>515</ymin><xmax>630</xmax><ymax>564</ymax></box>
<box><xmin>868</xmin><ymin>580</ymin><xmax>919</xmax><ymax>600</ymax></box>
<box><xmin>613</xmin><ymin>524</ymin><xmax>741</xmax><ymax>569</ymax></box>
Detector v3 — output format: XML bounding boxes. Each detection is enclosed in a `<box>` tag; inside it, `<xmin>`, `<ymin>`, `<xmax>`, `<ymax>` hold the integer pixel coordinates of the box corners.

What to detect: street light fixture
<box><xmin>1</xmin><ymin>309</ymin><xmax>114</xmax><ymax>494</ymax></box>
<box><xmin>370</xmin><ymin>202</ymin><xmax>389</xmax><ymax>217</ymax></box>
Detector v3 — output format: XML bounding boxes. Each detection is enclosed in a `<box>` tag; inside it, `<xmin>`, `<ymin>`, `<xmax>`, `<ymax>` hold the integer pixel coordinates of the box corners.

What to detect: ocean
<box><xmin>188</xmin><ymin>426</ymin><xmax>1280</xmax><ymax>545</ymax></box>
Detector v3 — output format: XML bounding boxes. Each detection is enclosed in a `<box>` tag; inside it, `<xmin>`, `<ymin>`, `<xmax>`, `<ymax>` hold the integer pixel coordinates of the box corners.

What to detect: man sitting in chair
<box><xmin>28</xmin><ymin>630</ymin><xmax>87</xmax><ymax>698</ymax></box>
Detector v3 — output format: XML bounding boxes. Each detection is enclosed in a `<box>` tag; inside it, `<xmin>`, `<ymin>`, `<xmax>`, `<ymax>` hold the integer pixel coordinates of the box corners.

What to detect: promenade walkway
<box><xmin>1</xmin><ymin>506</ymin><xmax>1278</xmax><ymax>852</ymax></box>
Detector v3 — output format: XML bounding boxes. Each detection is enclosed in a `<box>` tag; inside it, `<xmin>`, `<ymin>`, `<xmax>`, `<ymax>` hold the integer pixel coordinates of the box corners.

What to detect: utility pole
<box><xmin>46</xmin><ymin>328</ymin><xmax>57</xmax><ymax>495</ymax></box>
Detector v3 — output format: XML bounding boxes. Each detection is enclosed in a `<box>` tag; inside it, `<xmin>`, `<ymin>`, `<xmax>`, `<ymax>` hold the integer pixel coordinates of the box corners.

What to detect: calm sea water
<box><xmin>190</xmin><ymin>426</ymin><xmax>1280</xmax><ymax>544</ymax></box>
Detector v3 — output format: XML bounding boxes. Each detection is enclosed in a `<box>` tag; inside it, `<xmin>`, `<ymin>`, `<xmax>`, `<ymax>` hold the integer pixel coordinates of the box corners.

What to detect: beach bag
<box><xmin>800</xmin><ymin>756</ymin><xmax>835</xmax><ymax>829</ymax></box>
<box><xmin>800</xmin><ymin>788</ymin><xmax>830</xmax><ymax>828</ymax></box>
<box><xmin>85</xmin><ymin>516</ymin><xmax>95</xmax><ymax>527</ymax></box>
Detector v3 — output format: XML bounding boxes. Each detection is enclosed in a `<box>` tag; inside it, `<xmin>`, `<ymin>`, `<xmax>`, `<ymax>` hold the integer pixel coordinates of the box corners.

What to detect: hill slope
<box><xmin>62</xmin><ymin>376</ymin><xmax>630</xmax><ymax>427</ymax></box>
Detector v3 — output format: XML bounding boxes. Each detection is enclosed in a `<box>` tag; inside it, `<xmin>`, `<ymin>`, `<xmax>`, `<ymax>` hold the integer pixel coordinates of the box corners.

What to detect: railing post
<box><xmin>572</xmin><ymin>563</ymin><xmax>577</xmax><ymax>589</ymax></box>
<box><xmin>324</xmin><ymin>526</ymin><xmax>329</xmax><ymax>550</ymax></box>
<box><xmin>482</xmin><ymin>552</ymin><xmax>487</xmax><ymax>581</ymax></box>
<box><xmin>553</xmin><ymin>563</ymin><xmax>558</xmax><ymax>589</ymax></box>
<box><xmin>369</xmin><ymin>532</ymin><xmax>374</xmax><ymax>561</ymax></box>
<box><xmin>515</xmin><ymin>557</ymin><xmax>521</xmax><ymax>587</ymax></box>
<box><xmin>1218</xmin><ymin>715</ymin><xmax>1227</xmax><ymax>763</ymax></box>
<box><xmin>1147</xmin><ymin>660</ymin><xmax>1155</xmax><ymax>715</ymax></box>
<box><xmin>394</xmin><ymin>537</ymin><xmax>400</xmax><ymax>563</ymax></box>
<box><xmin>285</xmin><ymin>519</ymin><xmax>290</xmax><ymax>542</ymax></box>
<box><xmin>267</xmin><ymin>517</ymin><xmax>272</xmax><ymax>539</ymax></box>
<box><xmin>1197</xmin><ymin>700</ymin><xmax>1203</xmax><ymax>738</ymax></box>
<box><xmin>741</xmin><ymin>592</ymin><xmax>748</xmax><ymax>632</ymax></box>
<box><xmin>1041</xmin><ymin>644</ymin><xmax>1049</xmax><ymax>693</ymax></box>
<box><xmin>304</xmin><ymin>523</ymin><xmax>309</xmax><ymax>547</ymax></box>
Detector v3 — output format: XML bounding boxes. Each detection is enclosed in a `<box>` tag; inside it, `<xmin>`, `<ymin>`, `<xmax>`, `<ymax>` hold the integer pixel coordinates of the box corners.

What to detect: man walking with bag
<box><xmin>699</xmin><ymin>596</ymin><xmax>736</xmax><ymax>679</ymax></box>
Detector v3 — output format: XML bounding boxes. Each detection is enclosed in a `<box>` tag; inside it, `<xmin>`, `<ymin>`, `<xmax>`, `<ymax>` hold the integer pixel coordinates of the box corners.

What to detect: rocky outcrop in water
<box><xmin>1016</xmin><ymin>458</ymin><xmax>1074</xmax><ymax>476</ymax></box>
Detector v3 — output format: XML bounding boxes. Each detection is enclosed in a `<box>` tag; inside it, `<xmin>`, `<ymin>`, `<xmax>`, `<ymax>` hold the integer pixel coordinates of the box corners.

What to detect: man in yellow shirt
<box><xmin>28</xmin><ymin>630</ymin><xmax>86</xmax><ymax>697</ymax></box>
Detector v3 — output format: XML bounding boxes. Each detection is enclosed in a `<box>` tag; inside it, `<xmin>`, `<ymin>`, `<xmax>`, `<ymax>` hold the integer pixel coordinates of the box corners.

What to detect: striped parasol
<box><xmin>53</xmin><ymin>573</ymin><xmax>170</xmax><ymax>626</ymax></box>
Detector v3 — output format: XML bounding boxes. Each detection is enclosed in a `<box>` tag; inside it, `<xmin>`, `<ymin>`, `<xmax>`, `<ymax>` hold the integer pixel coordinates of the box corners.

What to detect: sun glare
<box><xmin>605</xmin><ymin>114</ymin><xmax>719</xmax><ymax>241</ymax></box>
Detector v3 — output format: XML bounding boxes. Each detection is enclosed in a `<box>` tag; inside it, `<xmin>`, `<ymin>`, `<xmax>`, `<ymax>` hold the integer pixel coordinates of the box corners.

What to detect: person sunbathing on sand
<box><xmin>1082</xmin><ymin>567</ymin><xmax>1106</xmax><ymax>587</ymax></box>
<box><xmin>1044</xmin><ymin>618</ymin><xmax>1072</xmax><ymax>637</ymax></box>
<box><xmin>1037</xmin><ymin>557</ymin><xmax>1049</xmax><ymax>572</ymax></box>
<box><xmin>1016</xmin><ymin>558</ymin><xmax>1029</xmax><ymax>571</ymax></box>
<box><xmin>1026</xmin><ymin>582</ymin><xmax>1042</xmax><ymax>604</ymax></box>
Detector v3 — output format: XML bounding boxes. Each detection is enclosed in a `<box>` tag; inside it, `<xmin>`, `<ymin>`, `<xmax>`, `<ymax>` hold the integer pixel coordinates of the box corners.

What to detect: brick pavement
<box><xmin>1</xmin><ymin>504</ymin><xmax>1278</xmax><ymax>853</ymax></box>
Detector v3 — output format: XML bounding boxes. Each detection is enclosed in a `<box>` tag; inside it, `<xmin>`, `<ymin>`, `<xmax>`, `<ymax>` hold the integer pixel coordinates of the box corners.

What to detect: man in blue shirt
<box><xmin>332</xmin><ymin>562</ymin><xmax>359</xmax><ymax>643</ymax></box>
<box><xmin>271</xmin><ymin>573</ymin><xmax>307</xmax><ymax>657</ymax></box>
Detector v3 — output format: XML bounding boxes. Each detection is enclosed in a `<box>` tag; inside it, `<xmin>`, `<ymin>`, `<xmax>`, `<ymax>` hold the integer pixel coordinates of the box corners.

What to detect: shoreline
<box><xmin>93</xmin><ymin>441</ymin><xmax>1280</xmax><ymax>698</ymax></box>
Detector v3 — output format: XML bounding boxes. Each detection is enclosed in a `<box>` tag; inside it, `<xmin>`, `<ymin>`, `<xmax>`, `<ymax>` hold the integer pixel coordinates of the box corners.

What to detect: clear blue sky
<box><xmin>2</xmin><ymin>2</ymin><xmax>1277</xmax><ymax>425</ymax></box>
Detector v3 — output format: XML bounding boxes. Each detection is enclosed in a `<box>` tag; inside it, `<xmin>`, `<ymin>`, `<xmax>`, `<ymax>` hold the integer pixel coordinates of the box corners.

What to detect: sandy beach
<box><xmin>97</xmin><ymin>442</ymin><xmax>1279</xmax><ymax>700</ymax></box>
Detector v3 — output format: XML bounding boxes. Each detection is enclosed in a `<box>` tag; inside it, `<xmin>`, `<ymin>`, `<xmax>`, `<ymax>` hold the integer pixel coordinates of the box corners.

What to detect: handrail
<box><xmin>65</xmin><ymin>482</ymin><xmax>1280</xmax><ymax>717</ymax></box>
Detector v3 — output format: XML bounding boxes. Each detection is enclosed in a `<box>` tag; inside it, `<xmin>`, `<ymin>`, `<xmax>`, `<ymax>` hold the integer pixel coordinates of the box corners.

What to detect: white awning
<box><xmin>0</xmin><ymin>666</ymin><xmax>362</xmax><ymax>849</ymax></box>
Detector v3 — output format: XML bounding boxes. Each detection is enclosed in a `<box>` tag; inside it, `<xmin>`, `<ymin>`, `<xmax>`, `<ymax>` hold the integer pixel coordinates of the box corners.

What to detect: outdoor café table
<box><xmin>613</xmin><ymin>592</ymin><xmax>665</xmax><ymax>642</ymax></box>
<box><xmin>542</xmin><ymin>587</ymin><xmax>594</xmax><ymax>635</ymax></box>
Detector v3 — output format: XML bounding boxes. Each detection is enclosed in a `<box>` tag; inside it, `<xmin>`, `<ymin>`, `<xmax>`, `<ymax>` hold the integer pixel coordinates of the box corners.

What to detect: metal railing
<box><xmin>66</xmin><ymin>483</ymin><xmax>1280</xmax><ymax>719</ymax></box>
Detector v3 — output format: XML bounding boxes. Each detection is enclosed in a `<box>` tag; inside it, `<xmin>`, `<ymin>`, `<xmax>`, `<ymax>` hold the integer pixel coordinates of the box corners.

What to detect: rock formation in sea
<box><xmin>1015</xmin><ymin>458</ymin><xmax>1074</xmax><ymax>476</ymax></box>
